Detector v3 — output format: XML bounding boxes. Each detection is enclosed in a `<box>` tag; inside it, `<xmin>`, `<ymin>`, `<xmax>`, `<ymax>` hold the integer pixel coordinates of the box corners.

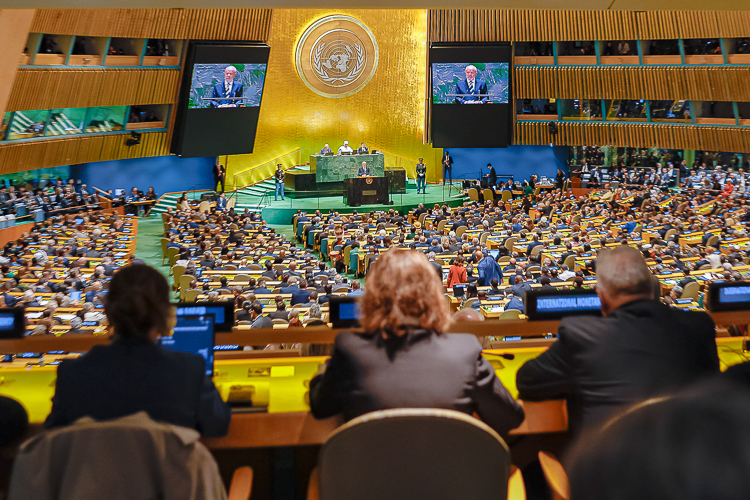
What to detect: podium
<box><xmin>344</xmin><ymin>176</ymin><xmax>389</xmax><ymax>206</ymax></box>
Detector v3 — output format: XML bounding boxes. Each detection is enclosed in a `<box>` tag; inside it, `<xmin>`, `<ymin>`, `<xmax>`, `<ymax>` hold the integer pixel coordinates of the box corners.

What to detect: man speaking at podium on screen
<box><xmin>454</xmin><ymin>65</ymin><xmax>488</xmax><ymax>104</ymax></box>
<box><xmin>358</xmin><ymin>161</ymin><xmax>371</xmax><ymax>177</ymax></box>
<box><xmin>211</xmin><ymin>66</ymin><xmax>244</xmax><ymax>108</ymax></box>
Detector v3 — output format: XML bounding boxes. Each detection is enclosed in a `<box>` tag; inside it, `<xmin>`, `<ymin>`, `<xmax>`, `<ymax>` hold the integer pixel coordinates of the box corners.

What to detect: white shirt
<box><xmin>559</xmin><ymin>270</ymin><xmax>576</xmax><ymax>280</ymax></box>
<box><xmin>224</xmin><ymin>80</ymin><xmax>233</xmax><ymax>94</ymax></box>
<box><xmin>338</xmin><ymin>145</ymin><xmax>353</xmax><ymax>154</ymax></box>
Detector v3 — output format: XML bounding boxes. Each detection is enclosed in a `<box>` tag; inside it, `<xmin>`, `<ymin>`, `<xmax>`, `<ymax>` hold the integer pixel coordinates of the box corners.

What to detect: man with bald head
<box><xmin>516</xmin><ymin>246</ymin><xmax>719</xmax><ymax>436</ymax></box>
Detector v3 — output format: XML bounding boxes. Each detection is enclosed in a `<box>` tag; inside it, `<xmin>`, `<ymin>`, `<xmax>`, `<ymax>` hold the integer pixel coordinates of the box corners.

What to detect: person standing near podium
<box><xmin>442</xmin><ymin>151</ymin><xmax>453</xmax><ymax>185</ymax></box>
<box><xmin>358</xmin><ymin>161</ymin><xmax>371</xmax><ymax>177</ymax></box>
<box><xmin>416</xmin><ymin>158</ymin><xmax>427</xmax><ymax>194</ymax></box>
<box><xmin>338</xmin><ymin>140</ymin><xmax>354</xmax><ymax>155</ymax></box>
<box><xmin>487</xmin><ymin>163</ymin><xmax>497</xmax><ymax>188</ymax></box>
<box><xmin>274</xmin><ymin>163</ymin><xmax>285</xmax><ymax>201</ymax></box>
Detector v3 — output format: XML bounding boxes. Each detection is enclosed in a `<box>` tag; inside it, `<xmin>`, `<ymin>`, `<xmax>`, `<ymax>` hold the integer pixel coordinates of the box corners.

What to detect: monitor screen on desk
<box><xmin>175</xmin><ymin>301</ymin><xmax>234</xmax><ymax>332</ymax></box>
<box><xmin>525</xmin><ymin>289</ymin><xmax>602</xmax><ymax>321</ymax></box>
<box><xmin>158</xmin><ymin>314</ymin><xmax>215</xmax><ymax>376</ymax></box>
<box><xmin>706</xmin><ymin>282</ymin><xmax>750</xmax><ymax>312</ymax></box>
<box><xmin>0</xmin><ymin>308</ymin><xmax>25</xmax><ymax>339</ymax></box>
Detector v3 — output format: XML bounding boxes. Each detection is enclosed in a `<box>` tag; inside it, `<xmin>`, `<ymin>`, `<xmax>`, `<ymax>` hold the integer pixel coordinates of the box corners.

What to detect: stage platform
<box><xmin>259</xmin><ymin>183</ymin><xmax>466</xmax><ymax>225</ymax></box>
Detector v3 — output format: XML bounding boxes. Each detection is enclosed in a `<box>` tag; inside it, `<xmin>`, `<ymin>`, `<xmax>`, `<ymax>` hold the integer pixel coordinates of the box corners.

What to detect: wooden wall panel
<box><xmin>514</xmin><ymin>66</ymin><xmax>750</xmax><ymax>101</ymax></box>
<box><xmin>30</xmin><ymin>9</ymin><xmax>273</xmax><ymax>41</ymax></box>
<box><xmin>514</xmin><ymin>122</ymin><xmax>750</xmax><ymax>153</ymax></box>
<box><xmin>430</xmin><ymin>9</ymin><xmax>750</xmax><ymax>41</ymax></box>
<box><xmin>0</xmin><ymin>131</ymin><xmax>168</xmax><ymax>173</ymax></box>
<box><xmin>6</xmin><ymin>68</ymin><xmax>180</xmax><ymax>111</ymax></box>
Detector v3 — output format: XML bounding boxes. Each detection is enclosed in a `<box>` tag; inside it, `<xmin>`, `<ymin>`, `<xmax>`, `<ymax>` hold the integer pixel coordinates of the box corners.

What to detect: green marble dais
<box><xmin>311</xmin><ymin>154</ymin><xmax>385</xmax><ymax>183</ymax></box>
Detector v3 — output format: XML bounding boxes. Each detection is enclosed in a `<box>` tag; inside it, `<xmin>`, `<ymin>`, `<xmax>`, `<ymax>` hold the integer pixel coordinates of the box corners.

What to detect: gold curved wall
<box><xmin>7</xmin><ymin>68</ymin><xmax>180</xmax><ymax>111</ymax></box>
<box><xmin>225</xmin><ymin>9</ymin><xmax>444</xmax><ymax>186</ymax></box>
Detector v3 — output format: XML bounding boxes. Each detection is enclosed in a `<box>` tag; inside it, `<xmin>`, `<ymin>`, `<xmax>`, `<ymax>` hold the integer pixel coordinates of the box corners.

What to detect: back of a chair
<box><xmin>468</xmin><ymin>188</ymin><xmax>479</xmax><ymax>202</ymax></box>
<box><xmin>8</xmin><ymin>412</ymin><xmax>226</xmax><ymax>500</ymax></box>
<box><xmin>681</xmin><ymin>281</ymin><xmax>700</xmax><ymax>300</ymax></box>
<box><xmin>317</xmin><ymin>409</ymin><xmax>511</xmax><ymax>500</ymax></box>
<box><xmin>483</xmin><ymin>189</ymin><xmax>494</xmax><ymax>202</ymax></box>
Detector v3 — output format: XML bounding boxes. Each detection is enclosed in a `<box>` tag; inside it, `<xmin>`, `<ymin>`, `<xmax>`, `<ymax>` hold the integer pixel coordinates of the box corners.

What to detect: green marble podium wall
<box><xmin>311</xmin><ymin>154</ymin><xmax>385</xmax><ymax>183</ymax></box>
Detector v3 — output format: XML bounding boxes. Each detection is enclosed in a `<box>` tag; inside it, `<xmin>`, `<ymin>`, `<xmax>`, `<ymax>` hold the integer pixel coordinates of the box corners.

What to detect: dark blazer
<box><xmin>45</xmin><ymin>337</ymin><xmax>230</xmax><ymax>437</ymax></box>
<box><xmin>251</xmin><ymin>315</ymin><xmax>274</xmax><ymax>329</ymax></box>
<box><xmin>290</xmin><ymin>288</ymin><xmax>311</xmax><ymax>306</ymax></box>
<box><xmin>516</xmin><ymin>299</ymin><xmax>719</xmax><ymax>435</ymax></box>
<box><xmin>358</xmin><ymin>165</ymin><xmax>371</xmax><ymax>176</ymax></box>
<box><xmin>310</xmin><ymin>330</ymin><xmax>525</xmax><ymax>436</ymax></box>
<box><xmin>454</xmin><ymin>79</ymin><xmax>488</xmax><ymax>104</ymax></box>
<box><xmin>211</xmin><ymin>81</ymin><xmax>243</xmax><ymax>107</ymax></box>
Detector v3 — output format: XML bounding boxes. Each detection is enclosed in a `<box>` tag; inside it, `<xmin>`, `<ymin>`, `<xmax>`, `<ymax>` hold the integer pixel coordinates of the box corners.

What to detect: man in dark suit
<box><xmin>442</xmin><ymin>151</ymin><xmax>453</xmax><ymax>185</ymax></box>
<box><xmin>210</xmin><ymin>66</ymin><xmax>243</xmax><ymax>108</ymax></box>
<box><xmin>290</xmin><ymin>279</ymin><xmax>311</xmax><ymax>305</ymax></box>
<box><xmin>454</xmin><ymin>65</ymin><xmax>488</xmax><ymax>104</ymax></box>
<box><xmin>509</xmin><ymin>274</ymin><xmax>532</xmax><ymax>298</ymax></box>
<box><xmin>487</xmin><ymin>163</ymin><xmax>498</xmax><ymax>188</ymax></box>
<box><xmin>249</xmin><ymin>303</ymin><xmax>274</xmax><ymax>329</ymax></box>
<box><xmin>358</xmin><ymin>161</ymin><xmax>371</xmax><ymax>177</ymax></box>
<box><xmin>516</xmin><ymin>246</ymin><xmax>719</xmax><ymax>436</ymax></box>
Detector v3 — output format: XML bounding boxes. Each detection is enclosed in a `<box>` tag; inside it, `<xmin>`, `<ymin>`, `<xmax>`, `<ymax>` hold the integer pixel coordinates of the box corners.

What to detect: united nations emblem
<box><xmin>296</xmin><ymin>15</ymin><xmax>379</xmax><ymax>98</ymax></box>
<box><xmin>366</xmin><ymin>177</ymin><xmax>373</xmax><ymax>184</ymax></box>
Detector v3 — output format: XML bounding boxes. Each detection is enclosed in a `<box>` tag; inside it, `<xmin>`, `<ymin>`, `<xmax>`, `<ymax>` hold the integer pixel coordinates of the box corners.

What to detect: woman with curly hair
<box><xmin>309</xmin><ymin>249</ymin><xmax>524</xmax><ymax>436</ymax></box>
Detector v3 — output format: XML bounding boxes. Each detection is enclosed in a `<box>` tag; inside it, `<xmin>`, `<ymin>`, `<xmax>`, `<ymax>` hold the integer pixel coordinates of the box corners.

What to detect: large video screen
<box><xmin>188</xmin><ymin>63</ymin><xmax>267</xmax><ymax>109</ymax></box>
<box><xmin>430</xmin><ymin>44</ymin><xmax>513</xmax><ymax>148</ymax></box>
<box><xmin>432</xmin><ymin>63</ymin><xmax>509</xmax><ymax>104</ymax></box>
<box><xmin>171</xmin><ymin>42</ymin><xmax>270</xmax><ymax>158</ymax></box>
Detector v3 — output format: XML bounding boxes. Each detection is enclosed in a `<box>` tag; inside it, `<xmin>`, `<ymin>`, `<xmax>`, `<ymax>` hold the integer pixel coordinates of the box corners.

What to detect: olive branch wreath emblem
<box><xmin>312</xmin><ymin>40</ymin><xmax>366</xmax><ymax>85</ymax></box>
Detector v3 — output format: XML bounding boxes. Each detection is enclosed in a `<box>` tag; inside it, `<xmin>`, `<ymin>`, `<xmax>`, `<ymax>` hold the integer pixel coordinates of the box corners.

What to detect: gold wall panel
<box><xmin>6</xmin><ymin>68</ymin><xmax>180</xmax><ymax>112</ymax></box>
<box><xmin>515</xmin><ymin>121</ymin><xmax>750</xmax><ymax>153</ymax></box>
<box><xmin>226</xmin><ymin>9</ymin><xmax>444</xmax><ymax>186</ymax></box>
<box><xmin>429</xmin><ymin>9</ymin><xmax>750</xmax><ymax>41</ymax></box>
<box><xmin>30</xmin><ymin>9</ymin><xmax>273</xmax><ymax>41</ymax></box>
<box><xmin>0</xmin><ymin>131</ymin><xmax>169</xmax><ymax>173</ymax></box>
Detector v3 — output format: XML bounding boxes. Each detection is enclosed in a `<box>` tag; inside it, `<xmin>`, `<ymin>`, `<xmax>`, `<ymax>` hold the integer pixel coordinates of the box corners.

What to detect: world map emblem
<box><xmin>296</xmin><ymin>15</ymin><xmax>379</xmax><ymax>98</ymax></box>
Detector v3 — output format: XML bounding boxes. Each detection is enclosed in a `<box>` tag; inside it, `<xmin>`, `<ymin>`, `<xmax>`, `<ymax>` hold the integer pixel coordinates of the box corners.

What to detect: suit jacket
<box><xmin>454</xmin><ymin>79</ymin><xmax>489</xmax><ymax>104</ymax></box>
<box><xmin>516</xmin><ymin>299</ymin><xmax>719</xmax><ymax>435</ymax></box>
<box><xmin>358</xmin><ymin>165</ymin><xmax>371</xmax><ymax>176</ymax></box>
<box><xmin>290</xmin><ymin>288</ymin><xmax>311</xmax><ymax>305</ymax></box>
<box><xmin>210</xmin><ymin>80</ymin><xmax>243</xmax><ymax>107</ymax></box>
<box><xmin>216</xmin><ymin>198</ymin><xmax>227</xmax><ymax>211</ymax></box>
<box><xmin>477</xmin><ymin>256</ymin><xmax>502</xmax><ymax>287</ymax></box>
<box><xmin>45</xmin><ymin>337</ymin><xmax>230</xmax><ymax>437</ymax></box>
<box><xmin>251</xmin><ymin>314</ymin><xmax>274</xmax><ymax>329</ymax></box>
<box><xmin>310</xmin><ymin>330</ymin><xmax>525</xmax><ymax>436</ymax></box>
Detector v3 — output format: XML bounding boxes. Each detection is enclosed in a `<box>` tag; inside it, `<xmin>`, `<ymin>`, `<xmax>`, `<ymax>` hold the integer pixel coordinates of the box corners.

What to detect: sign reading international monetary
<box><xmin>295</xmin><ymin>15</ymin><xmax>379</xmax><ymax>99</ymax></box>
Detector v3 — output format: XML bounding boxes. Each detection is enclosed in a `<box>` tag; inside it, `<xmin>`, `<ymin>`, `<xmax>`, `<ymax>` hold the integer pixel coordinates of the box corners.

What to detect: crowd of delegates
<box><xmin>5</xmin><ymin>174</ymin><xmax>750</xmax><ymax>499</ymax></box>
<box><xmin>0</xmin><ymin>177</ymin><xmax>158</xmax><ymax>219</ymax></box>
<box><xmin>162</xmin><ymin>203</ymin><xmax>363</xmax><ymax>330</ymax></box>
<box><xmin>0</xmin><ymin>211</ymin><xmax>136</xmax><ymax>334</ymax></box>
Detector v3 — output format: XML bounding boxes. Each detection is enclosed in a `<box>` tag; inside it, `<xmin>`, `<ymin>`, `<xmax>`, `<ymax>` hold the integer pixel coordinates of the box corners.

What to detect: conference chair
<box><xmin>8</xmin><ymin>412</ymin><xmax>253</xmax><ymax>500</ymax></box>
<box><xmin>504</xmin><ymin>237</ymin><xmax>518</xmax><ymax>251</ymax></box>
<box><xmin>308</xmin><ymin>408</ymin><xmax>517</xmax><ymax>500</ymax></box>
<box><xmin>664</xmin><ymin>228</ymin><xmax>677</xmax><ymax>240</ymax></box>
<box><xmin>272</xmin><ymin>318</ymin><xmax>288</xmax><ymax>325</ymax></box>
<box><xmin>501</xmin><ymin>190</ymin><xmax>513</xmax><ymax>203</ymax></box>
<box><xmin>468</xmin><ymin>188</ymin><xmax>480</xmax><ymax>202</ymax></box>
<box><xmin>461</xmin><ymin>298</ymin><xmax>480</xmax><ymax>310</ymax></box>
<box><xmin>538</xmin><ymin>451</ymin><xmax>570</xmax><ymax>500</ymax></box>
<box><xmin>499</xmin><ymin>309</ymin><xmax>523</xmax><ymax>320</ymax></box>
<box><xmin>160</xmin><ymin>238</ymin><xmax>170</xmax><ymax>265</ymax></box>
<box><xmin>198</xmin><ymin>200</ymin><xmax>210</xmax><ymax>213</ymax></box>
<box><xmin>178</xmin><ymin>274</ymin><xmax>192</xmax><ymax>300</ymax></box>
<box><xmin>681</xmin><ymin>281</ymin><xmax>700</xmax><ymax>300</ymax></box>
<box><xmin>498</xmin><ymin>256</ymin><xmax>511</xmax><ymax>265</ymax></box>
<box><xmin>533</xmin><ymin>187</ymin><xmax>542</xmax><ymax>196</ymax></box>
<box><xmin>479</xmin><ymin>231</ymin><xmax>490</xmax><ymax>247</ymax></box>
<box><xmin>437</xmin><ymin>220</ymin><xmax>448</xmax><ymax>233</ymax></box>
<box><xmin>226</xmin><ymin>198</ymin><xmax>236</xmax><ymax>211</ymax></box>
<box><xmin>455</xmin><ymin>225</ymin><xmax>468</xmax><ymax>238</ymax></box>
<box><xmin>706</xmin><ymin>234</ymin><xmax>719</xmax><ymax>248</ymax></box>
<box><xmin>483</xmin><ymin>189</ymin><xmax>494</xmax><ymax>202</ymax></box>
<box><xmin>529</xmin><ymin>245</ymin><xmax>543</xmax><ymax>259</ymax></box>
<box><xmin>233</xmin><ymin>274</ymin><xmax>251</xmax><ymax>283</ymax></box>
<box><xmin>526</xmin><ymin>265</ymin><xmax>540</xmax><ymax>274</ymax></box>
<box><xmin>248</xmin><ymin>264</ymin><xmax>263</xmax><ymax>270</ymax></box>
<box><xmin>184</xmin><ymin>290</ymin><xmax>201</xmax><ymax>302</ymax></box>
<box><xmin>165</xmin><ymin>246</ymin><xmax>179</xmax><ymax>267</ymax></box>
<box><xmin>563</xmin><ymin>255</ymin><xmax>576</xmax><ymax>270</ymax></box>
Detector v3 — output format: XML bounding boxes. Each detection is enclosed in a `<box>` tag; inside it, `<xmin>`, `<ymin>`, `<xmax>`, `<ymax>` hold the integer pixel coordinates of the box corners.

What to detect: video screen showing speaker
<box><xmin>429</xmin><ymin>44</ymin><xmax>513</xmax><ymax>148</ymax></box>
<box><xmin>171</xmin><ymin>41</ymin><xmax>270</xmax><ymax>158</ymax></box>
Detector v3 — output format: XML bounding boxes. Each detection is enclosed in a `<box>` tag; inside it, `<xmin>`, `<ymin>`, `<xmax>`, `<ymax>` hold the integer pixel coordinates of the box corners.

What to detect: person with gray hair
<box><xmin>517</xmin><ymin>245</ymin><xmax>720</xmax><ymax>436</ymax></box>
